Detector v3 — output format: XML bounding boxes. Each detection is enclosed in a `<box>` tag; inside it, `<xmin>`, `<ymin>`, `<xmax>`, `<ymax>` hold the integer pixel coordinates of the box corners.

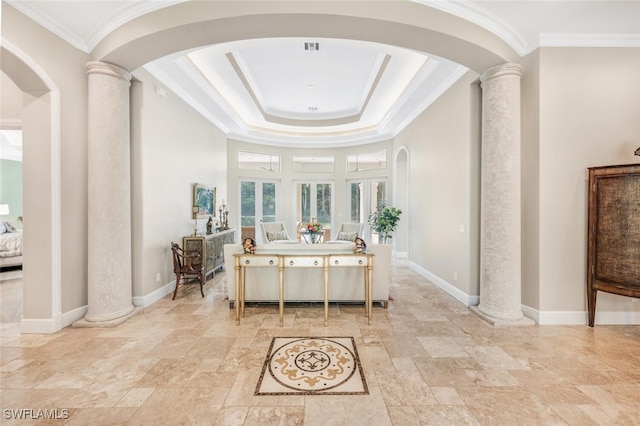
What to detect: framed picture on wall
<box><xmin>193</xmin><ymin>183</ymin><xmax>216</xmax><ymax>218</ymax></box>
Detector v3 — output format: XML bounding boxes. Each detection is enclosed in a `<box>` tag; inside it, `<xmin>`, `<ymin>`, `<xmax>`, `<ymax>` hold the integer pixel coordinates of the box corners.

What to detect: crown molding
<box><xmin>538</xmin><ymin>33</ymin><xmax>640</xmax><ymax>49</ymax></box>
<box><xmin>84</xmin><ymin>1</ymin><xmax>187</xmax><ymax>52</ymax></box>
<box><xmin>7</xmin><ymin>0</ymin><xmax>90</xmax><ymax>52</ymax></box>
<box><xmin>6</xmin><ymin>0</ymin><xmax>185</xmax><ymax>53</ymax></box>
<box><xmin>415</xmin><ymin>0</ymin><xmax>529</xmax><ymax>56</ymax></box>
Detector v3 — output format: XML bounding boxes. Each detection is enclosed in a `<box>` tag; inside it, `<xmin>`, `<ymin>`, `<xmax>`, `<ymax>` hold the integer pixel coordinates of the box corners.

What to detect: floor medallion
<box><xmin>255</xmin><ymin>337</ymin><xmax>368</xmax><ymax>396</ymax></box>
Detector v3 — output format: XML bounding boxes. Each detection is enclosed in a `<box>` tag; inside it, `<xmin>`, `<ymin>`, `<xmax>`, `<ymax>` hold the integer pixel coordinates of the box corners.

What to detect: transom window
<box><xmin>346</xmin><ymin>150</ymin><xmax>386</xmax><ymax>172</ymax></box>
<box><xmin>238</xmin><ymin>151</ymin><xmax>280</xmax><ymax>172</ymax></box>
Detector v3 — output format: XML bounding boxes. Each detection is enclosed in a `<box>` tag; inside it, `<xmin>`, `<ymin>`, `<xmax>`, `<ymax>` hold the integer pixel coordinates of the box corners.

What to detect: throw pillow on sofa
<box><xmin>267</xmin><ymin>230</ymin><xmax>288</xmax><ymax>242</ymax></box>
<box><xmin>337</xmin><ymin>231</ymin><xmax>357</xmax><ymax>242</ymax></box>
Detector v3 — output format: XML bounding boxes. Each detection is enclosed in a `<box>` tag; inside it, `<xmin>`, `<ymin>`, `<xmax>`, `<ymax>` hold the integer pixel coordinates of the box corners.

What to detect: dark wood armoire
<box><xmin>587</xmin><ymin>163</ymin><xmax>640</xmax><ymax>326</ymax></box>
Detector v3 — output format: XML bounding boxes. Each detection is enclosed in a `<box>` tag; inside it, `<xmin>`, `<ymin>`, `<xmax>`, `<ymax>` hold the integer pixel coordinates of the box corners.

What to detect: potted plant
<box><xmin>368</xmin><ymin>201</ymin><xmax>402</xmax><ymax>244</ymax></box>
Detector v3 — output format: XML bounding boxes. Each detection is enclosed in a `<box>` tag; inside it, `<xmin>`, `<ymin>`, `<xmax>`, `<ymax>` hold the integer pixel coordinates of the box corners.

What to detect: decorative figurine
<box><xmin>206</xmin><ymin>216</ymin><xmax>213</xmax><ymax>234</ymax></box>
<box><xmin>354</xmin><ymin>236</ymin><xmax>366</xmax><ymax>254</ymax></box>
<box><xmin>243</xmin><ymin>237</ymin><xmax>256</xmax><ymax>254</ymax></box>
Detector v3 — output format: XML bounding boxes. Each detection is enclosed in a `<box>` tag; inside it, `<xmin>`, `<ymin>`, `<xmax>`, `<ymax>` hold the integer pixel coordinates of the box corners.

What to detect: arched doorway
<box><xmin>1</xmin><ymin>42</ymin><xmax>62</xmax><ymax>333</ymax></box>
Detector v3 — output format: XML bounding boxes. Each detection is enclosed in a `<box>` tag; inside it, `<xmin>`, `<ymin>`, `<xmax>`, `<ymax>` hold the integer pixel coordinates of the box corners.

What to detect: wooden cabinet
<box><xmin>184</xmin><ymin>229</ymin><xmax>236</xmax><ymax>279</ymax></box>
<box><xmin>587</xmin><ymin>164</ymin><xmax>640</xmax><ymax>326</ymax></box>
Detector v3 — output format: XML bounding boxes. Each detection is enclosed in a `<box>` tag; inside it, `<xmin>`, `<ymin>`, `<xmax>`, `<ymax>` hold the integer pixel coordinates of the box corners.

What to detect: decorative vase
<box><xmin>310</xmin><ymin>232</ymin><xmax>319</xmax><ymax>244</ymax></box>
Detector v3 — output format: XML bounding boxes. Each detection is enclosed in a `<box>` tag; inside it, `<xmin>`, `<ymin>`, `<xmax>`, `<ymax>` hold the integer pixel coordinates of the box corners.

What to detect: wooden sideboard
<box><xmin>184</xmin><ymin>228</ymin><xmax>235</xmax><ymax>280</ymax></box>
<box><xmin>587</xmin><ymin>164</ymin><xmax>640</xmax><ymax>326</ymax></box>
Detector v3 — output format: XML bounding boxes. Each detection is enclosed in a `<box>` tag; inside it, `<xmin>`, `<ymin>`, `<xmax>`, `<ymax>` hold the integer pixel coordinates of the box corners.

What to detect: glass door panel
<box><xmin>348</xmin><ymin>180</ymin><xmax>386</xmax><ymax>243</ymax></box>
<box><xmin>262</xmin><ymin>182</ymin><xmax>276</xmax><ymax>223</ymax></box>
<box><xmin>296</xmin><ymin>182</ymin><xmax>332</xmax><ymax>242</ymax></box>
<box><xmin>240</xmin><ymin>180</ymin><xmax>279</xmax><ymax>242</ymax></box>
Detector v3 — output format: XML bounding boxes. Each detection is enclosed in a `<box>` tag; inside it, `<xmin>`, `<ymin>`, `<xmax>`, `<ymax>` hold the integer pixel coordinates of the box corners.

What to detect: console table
<box><xmin>184</xmin><ymin>228</ymin><xmax>235</xmax><ymax>280</ymax></box>
<box><xmin>234</xmin><ymin>253</ymin><xmax>373</xmax><ymax>327</ymax></box>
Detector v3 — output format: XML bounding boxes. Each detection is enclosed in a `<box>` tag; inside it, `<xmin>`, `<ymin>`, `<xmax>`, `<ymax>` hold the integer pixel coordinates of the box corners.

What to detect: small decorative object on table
<box><xmin>242</xmin><ymin>237</ymin><xmax>256</xmax><ymax>254</ymax></box>
<box><xmin>218</xmin><ymin>200</ymin><xmax>230</xmax><ymax>230</ymax></box>
<box><xmin>305</xmin><ymin>219</ymin><xmax>323</xmax><ymax>243</ymax></box>
<box><xmin>354</xmin><ymin>237</ymin><xmax>366</xmax><ymax>254</ymax></box>
<box><xmin>192</xmin><ymin>205</ymin><xmax>199</xmax><ymax>236</ymax></box>
<box><xmin>206</xmin><ymin>216</ymin><xmax>213</xmax><ymax>234</ymax></box>
<box><xmin>634</xmin><ymin>146</ymin><xmax>640</xmax><ymax>156</ymax></box>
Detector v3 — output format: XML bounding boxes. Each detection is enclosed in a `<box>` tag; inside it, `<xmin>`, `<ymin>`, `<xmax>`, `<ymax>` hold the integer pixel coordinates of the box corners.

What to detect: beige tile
<box><xmin>457</xmin><ymin>386</ymin><xmax>567</xmax><ymax>424</ymax></box>
<box><xmin>1</xmin><ymin>263</ymin><xmax>640</xmax><ymax>425</ymax></box>
<box><xmin>431</xmin><ymin>386</ymin><xmax>465</xmax><ymax>405</ymax></box>
<box><xmin>386</xmin><ymin>406</ymin><xmax>422</xmax><ymax>426</ymax></box>
<box><xmin>414</xmin><ymin>405</ymin><xmax>481</xmax><ymax>426</ymax></box>
<box><xmin>243</xmin><ymin>406</ymin><xmax>304</xmax><ymax>426</ymax></box>
<box><xmin>417</xmin><ymin>336</ymin><xmax>470</xmax><ymax>358</ymax></box>
<box><xmin>374</xmin><ymin>369</ymin><xmax>437</xmax><ymax>406</ymax></box>
<box><xmin>114</xmin><ymin>387</ymin><xmax>155</xmax><ymax>407</ymax></box>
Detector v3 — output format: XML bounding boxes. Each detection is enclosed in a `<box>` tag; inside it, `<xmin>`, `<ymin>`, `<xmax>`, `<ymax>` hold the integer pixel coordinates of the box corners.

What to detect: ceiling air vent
<box><xmin>304</xmin><ymin>42</ymin><xmax>319</xmax><ymax>52</ymax></box>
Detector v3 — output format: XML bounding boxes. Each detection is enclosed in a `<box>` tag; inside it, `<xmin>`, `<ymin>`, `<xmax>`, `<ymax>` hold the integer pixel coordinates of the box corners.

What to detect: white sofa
<box><xmin>223</xmin><ymin>242</ymin><xmax>391</xmax><ymax>307</ymax></box>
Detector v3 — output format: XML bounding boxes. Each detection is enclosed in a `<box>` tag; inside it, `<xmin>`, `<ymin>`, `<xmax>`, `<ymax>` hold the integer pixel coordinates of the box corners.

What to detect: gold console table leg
<box><xmin>324</xmin><ymin>258</ymin><xmax>329</xmax><ymax>327</ymax></box>
<box><xmin>278</xmin><ymin>257</ymin><xmax>284</xmax><ymax>327</ymax></box>
<box><xmin>234</xmin><ymin>257</ymin><xmax>240</xmax><ymax>325</ymax></box>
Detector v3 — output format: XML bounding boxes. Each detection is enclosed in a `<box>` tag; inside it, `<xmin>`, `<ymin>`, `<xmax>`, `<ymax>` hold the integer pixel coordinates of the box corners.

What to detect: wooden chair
<box><xmin>170</xmin><ymin>242</ymin><xmax>205</xmax><ymax>300</ymax></box>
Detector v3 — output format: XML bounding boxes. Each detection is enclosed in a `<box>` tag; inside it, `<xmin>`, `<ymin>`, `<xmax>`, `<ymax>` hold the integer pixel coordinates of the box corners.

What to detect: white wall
<box><xmin>536</xmin><ymin>47</ymin><xmax>640</xmax><ymax>319</ymax></box>
<box><xmin>131</xmin><ymin>68</ymin><xmax>228</xmax><ymax>299</ymax></box>
<box><xmin>521</xmin><ymin>50</ymin><xmax>541</xmax><ymax>310</ymax></box>
<box><xmin>394</xmin><ymin>70</ymin><xmax>481</xmax><ymax>302</ymax></box>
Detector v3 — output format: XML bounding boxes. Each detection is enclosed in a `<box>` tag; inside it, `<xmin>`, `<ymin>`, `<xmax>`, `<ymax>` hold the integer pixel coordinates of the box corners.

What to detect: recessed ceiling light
<box><xmin>304</xmin><ymin>42</ymin><xmax>319</xmax><ymax>52</ymax></box>
<box><xmin>307</xmin><ymin>84</ymin><xmax>315</xmax><ymax>89</ymax></box>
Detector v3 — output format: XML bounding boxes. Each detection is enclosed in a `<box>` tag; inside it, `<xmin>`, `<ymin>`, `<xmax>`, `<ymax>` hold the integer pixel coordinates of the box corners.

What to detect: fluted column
<box><xmin>471</xmin><ymin>63</ymin><xmax>533</xmax><ymax>326</ymax></box>
<box><xmin>75</xmin><ymin>61</ymin><xmax>138</xmax><ymax>327</ymax></box>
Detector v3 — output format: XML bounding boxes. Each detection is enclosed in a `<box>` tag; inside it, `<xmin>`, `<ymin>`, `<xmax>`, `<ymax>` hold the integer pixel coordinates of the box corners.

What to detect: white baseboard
<box><xmin>61</xmin><ymin>305</ymin><xmax>88</xmax><ymax>328</ymax></box>
<box><xmin>132</xmin><ymin>281</ymin><xmax>175</xmax><ymax>307</ymax></box>
<box><xmin>406</xmin><ymin>263</ymin><xmax>640</xmax><ymax>326</ymax></box>
<box><xmin>524</xmin><ymin>305</ymin><xmax>640</xmax><ymax>325</ymax></box>
<box><xmin>20</xmin><ymin>315</ymin><xmax>62</xmax><ymax>334</ymax></box>
<box><xmin>408</xmin><ymin>261</ymin><xmax>479</xmax><ymax>306</ymax></box>
<box><xmin>20</xmin><ymin>283</ymin><xmax>176</xmax><ymax>334</ymax></box>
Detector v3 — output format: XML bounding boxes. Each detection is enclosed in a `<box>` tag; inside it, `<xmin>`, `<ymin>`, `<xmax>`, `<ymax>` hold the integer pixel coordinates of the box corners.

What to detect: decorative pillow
<box><xmin>337</xmin><ymin>231</ymin><xmax>357</xmax><ymax>242</ymax></box>
<box><xmin>266</xmin><ymin>230</ymin><xmax>288</xmax><ymax>242</ymax></box>
<box><xmin>3</xmin><ymin>221</ymin><xmax>16</xmax><ymax>233</ymax></box>
<box><xmin>0</xmin><ymin>222</ymin><xmax>5</xmax><ymax>234</ymax></box>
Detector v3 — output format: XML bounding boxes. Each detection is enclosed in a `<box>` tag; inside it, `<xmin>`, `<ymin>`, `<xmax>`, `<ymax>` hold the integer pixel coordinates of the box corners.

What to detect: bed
<box><xmin>0</xmin><ymin>222</ymin><xmax>23</xmax><ymax>268</ymax></box>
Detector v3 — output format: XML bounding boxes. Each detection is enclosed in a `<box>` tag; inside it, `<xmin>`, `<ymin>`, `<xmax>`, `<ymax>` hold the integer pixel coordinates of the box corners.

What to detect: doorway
<box><xmin>295</xmin><ymin>181</ymin><xmax>333</xmax><ymax>241</ymax></box>
<box><xmin>347</xmin><ymin>179</ymin><xmax>387</xmax><ymax>243</ymax></box>
<box><xmin>240</xmin><ymin>179</ymin><xmax>279</xmax><ymax>244</ymax></box>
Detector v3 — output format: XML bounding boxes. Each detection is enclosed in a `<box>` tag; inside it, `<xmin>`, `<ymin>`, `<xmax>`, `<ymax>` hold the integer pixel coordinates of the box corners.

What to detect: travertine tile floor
<box><xmin>1</xmin><ymin>261</ymin><xmax>640</xmax><ymax>425</ymax></box>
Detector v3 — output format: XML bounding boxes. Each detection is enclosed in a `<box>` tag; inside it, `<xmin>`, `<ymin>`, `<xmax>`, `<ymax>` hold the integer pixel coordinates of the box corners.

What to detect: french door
<box><xmin>295</xmin><ymin>182</ymin><xmax>333</xmax><ymax>240</ymax></box>
<box><xmin>240</xmin><ymin>180</ymin><xmax>279</xmax><ymax>243</ymax></box>
<box><xmin>347</xmin><ymin>179</ymin><xmax>387</xmax><ymax>243</ymax></box>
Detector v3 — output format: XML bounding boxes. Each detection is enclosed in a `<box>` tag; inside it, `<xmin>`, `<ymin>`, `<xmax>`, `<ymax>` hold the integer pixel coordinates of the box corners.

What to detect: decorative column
<box><xmin>75</xmin><ymin>61</ymin><xmax>139</xmax><ymax>327</ymax></box>
<box><xmin>470</xmin><ymin>63</ymin><xmax>534</xmax><ymax>326</ymax></box>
